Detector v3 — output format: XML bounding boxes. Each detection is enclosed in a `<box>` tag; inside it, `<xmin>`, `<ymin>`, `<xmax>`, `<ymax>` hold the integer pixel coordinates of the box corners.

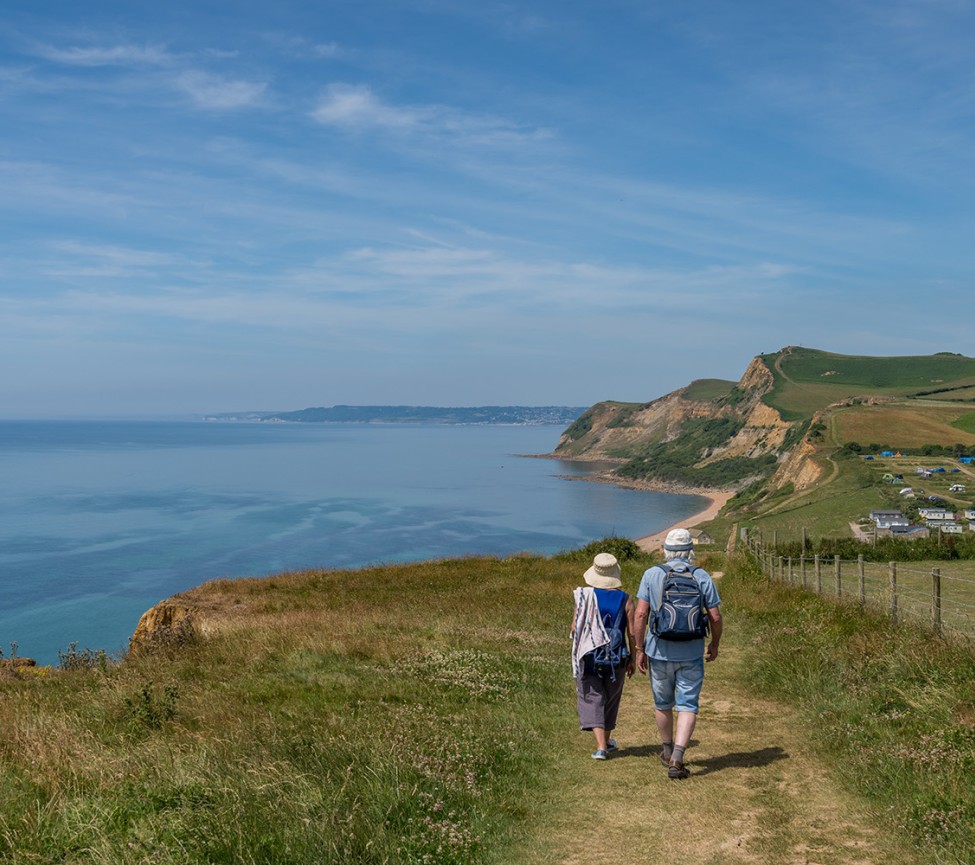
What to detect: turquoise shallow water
<box><xmin>0</xmin><ymin>420</ymin><xmax>705</xmax><ymax>663</ymax></box>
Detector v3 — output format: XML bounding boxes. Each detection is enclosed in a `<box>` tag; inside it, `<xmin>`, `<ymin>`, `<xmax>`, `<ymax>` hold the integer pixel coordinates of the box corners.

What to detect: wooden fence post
<box><xmin>787</xmin><ymin>556</ymin><xmax>793</xmax><ymax>584</ymax></box>
<box><xmin>801</xmin><ymin>556</ymin><xmax>808</xmax><ymax>590</ymax></box>
<box><xmin>858</xmin><ymin>554</ymin><xmax>865</xmax><ymax>610</ymax></box>
<box><xmin>802</xmin><ymin>527</ymin><xmax>807</xmax><ymax>555</ymax></box>
<box><xmin>778</xmin><ymin>556</ymin><xmax>784</xmax><ymax>582</ymax></box>
<box><xmin>932</xmin><ymin>567</ymin><xmax>942</xmax><ymax>636</ymax></box>
<box><xmin>815</xmin><ymin>555</ymin><xmax>822</xmax><ymax>594</ymax></box>
<box><xmin>834</xmin><ymin>555</ymin><xmax>841</xmax><ymax>598</ymax></box>
<box><xmin>889</xmin><ymin>562</ymin><xmax>898</xmax><ymax>625</ymax></box>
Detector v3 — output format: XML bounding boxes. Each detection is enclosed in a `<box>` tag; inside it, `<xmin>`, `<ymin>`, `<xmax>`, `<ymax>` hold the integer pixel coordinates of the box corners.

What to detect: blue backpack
<box><xmin>584</xmin><ymin>589</ymin><xmax>630</xmax><ymax>680</ymax></box>
<box><xmin>650</xmin><ymin>563</ymin><xmax>710</xmax><ymax>642</ymax></box>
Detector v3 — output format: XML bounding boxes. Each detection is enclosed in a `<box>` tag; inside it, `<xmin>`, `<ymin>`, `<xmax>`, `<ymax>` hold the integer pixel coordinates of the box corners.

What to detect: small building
<box><xmin>688</xmin><ymin>528</ymin><xmax>714</xmax><ymax>545</ymax></box>
<box><xmin>964</xmin><ymin>509</ymin><xmax>975</xmax><ymax>520</ymax></box>
<box><xmin>919</xmin><ymin>507</ymin><xmax>954</xmax><ymax>520</ymax></box>
<box><xmin>928</xmin><ymin>521</ymin><xmax>964</xmax><ymax>535</ymax></box>
<box><xmin>870</xmin><ymin>510</ymin><xmax>910</xmax><ymax>529</ymax></box>
<box><xmin>888</xmin><ymin>524</ymin><xmax>930</xmax><ymax>539</ymax></box>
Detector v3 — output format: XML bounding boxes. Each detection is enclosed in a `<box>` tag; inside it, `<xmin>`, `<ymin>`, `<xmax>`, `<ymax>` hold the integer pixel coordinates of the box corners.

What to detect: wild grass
<box><xmin>0</xmin><ymin>548</ymin><xmax>658</xmax><ymax>864</ymax></box>
<box><xmin>721</xmin><ymin>553</ymin><xmax>975</xmax><ymax>864</ymax></box>
<box><xmin>834</xmin><ymin>404</ymin><xmax>975</xmax><ymax>448</ymax></box>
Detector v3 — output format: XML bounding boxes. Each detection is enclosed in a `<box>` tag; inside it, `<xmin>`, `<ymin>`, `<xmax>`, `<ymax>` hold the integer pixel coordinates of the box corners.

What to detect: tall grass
<box><xmin>0</xmin><ymin>549</ymin><xmax>656</xmax><ymax>864</ymax></box>
<box><xmin>721</xmin><ymin>554</ymin><xmax>975</xmax><ymax>864</ymax></box>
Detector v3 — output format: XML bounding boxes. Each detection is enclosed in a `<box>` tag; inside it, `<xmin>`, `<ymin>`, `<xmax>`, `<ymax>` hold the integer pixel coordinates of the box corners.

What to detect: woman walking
<box><xmin>571</xmin><ymin>552</ymin><xmax>637</xmax><ymax>760</ymax></box>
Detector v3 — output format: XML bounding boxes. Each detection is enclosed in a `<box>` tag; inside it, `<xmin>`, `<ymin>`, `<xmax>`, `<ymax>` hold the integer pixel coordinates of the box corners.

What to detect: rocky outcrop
<box><xmin>129</xmin><ymin>601</ymin><xmax>199</xmax><ymax>654</ymax></box>
<box><xmin>0</xmin><ymin>657</ymin><xmax>37</xmax><ymax>679</ymax></box>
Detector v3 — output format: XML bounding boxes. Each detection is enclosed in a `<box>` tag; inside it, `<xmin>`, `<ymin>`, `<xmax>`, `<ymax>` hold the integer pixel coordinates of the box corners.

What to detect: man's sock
<box><xmin>661</xmin><ymin>740</ymin><xmax>674</xmax><ymax>761</ymax></box>
<box><xmin>671</xmin><ymin>745</ymin><xmax>686</xmax><ymax>765</ymax></box>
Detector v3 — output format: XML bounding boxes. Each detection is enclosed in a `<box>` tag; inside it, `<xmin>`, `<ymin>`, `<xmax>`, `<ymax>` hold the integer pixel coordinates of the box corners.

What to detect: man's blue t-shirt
<box><xmin>637</xmin><ymin>561</ymin><xmax>721</xmax><ymax>661</ymax></box>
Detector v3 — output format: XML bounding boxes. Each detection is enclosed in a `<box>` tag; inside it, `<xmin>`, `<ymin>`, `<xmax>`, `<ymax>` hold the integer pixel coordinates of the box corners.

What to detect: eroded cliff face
<box><xmin>556</xmin><ymin>355</ymin><xmax>783</xmax><ymax>461</ymax></box>
<box><xmin>554</xmin><ymin>391</ymin><xmax>730</xmax><ymax>459</ymax></box>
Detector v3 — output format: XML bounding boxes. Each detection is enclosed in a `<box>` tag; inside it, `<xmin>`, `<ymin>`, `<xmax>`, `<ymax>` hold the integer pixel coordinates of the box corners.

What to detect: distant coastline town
<box><xmin>204</xmin><ymin>405</ymin><xmax>589</xmax><ymax>426</ymax></box>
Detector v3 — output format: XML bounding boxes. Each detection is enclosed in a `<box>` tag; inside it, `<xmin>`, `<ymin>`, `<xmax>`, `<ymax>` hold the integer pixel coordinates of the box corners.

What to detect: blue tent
<box><xmin>934</xmin><ymin>467</ymin><xmax>946</xmax><ymax>473</ymax></box>
<box><xmin>880</xmin><ymin>450</ymin><xmax>894</xmax><ymax>457</ymax></box>
<box><xmin>863</xmin><ymin>455</ymin><xmax>874</xmax><ymax>460</ymax></box>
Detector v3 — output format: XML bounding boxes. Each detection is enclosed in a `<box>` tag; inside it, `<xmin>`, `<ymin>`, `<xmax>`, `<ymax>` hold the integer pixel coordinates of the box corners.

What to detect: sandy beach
<box><xmin>635</xmin><ymin>490</ymin><xmax>734</xmax><ymax>552</ymax></box>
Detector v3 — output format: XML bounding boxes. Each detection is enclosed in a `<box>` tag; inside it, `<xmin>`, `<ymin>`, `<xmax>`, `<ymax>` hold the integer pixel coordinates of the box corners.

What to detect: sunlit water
<box><xmin>0</xmin><ymin>421</ymin><xmax>705</xmax><ymax>663</ymax></box>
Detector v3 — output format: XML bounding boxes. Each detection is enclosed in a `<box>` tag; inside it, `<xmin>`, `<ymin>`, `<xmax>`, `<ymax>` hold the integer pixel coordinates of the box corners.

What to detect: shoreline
<box><xmin>634</xmin><ymin>490</ymin><xmax>734</xmax><ymax>552</ymax></box>
<box><xmin>532</xmin><ymin>453</ymin><xmax>735</xmax><ymax>552</ymax></box>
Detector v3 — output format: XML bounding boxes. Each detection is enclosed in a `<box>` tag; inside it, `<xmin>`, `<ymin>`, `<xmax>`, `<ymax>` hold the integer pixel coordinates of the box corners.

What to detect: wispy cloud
<box><xmin>310</xmin><ymin>83</ymin><xmax>550</xmax><ymax>146</ymax></box>
<box><xmin>176</xmin><ymin>71</ymin><xmax>268</xmax><ymax>109</ymax></box>
<box><xmin>32</xmin><ymin>43</ymin><xmax>176</xmax><ymax>66</ymax></box>
<box><xmin>313</xmin><ymin>42</ymin><xmax>343</xmax><ymax>58</ymax></box>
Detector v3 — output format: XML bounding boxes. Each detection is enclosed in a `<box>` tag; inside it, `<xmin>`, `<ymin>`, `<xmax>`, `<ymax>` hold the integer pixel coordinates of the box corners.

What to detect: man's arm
<box><xmin>633</xmin><ymin>599</ymin><xmax>651</xmax><ymax>673</ymax></box>
<box><xmin>705</xmin><ymin>607</ymin><xmax>722</xmax><ymax>662</ymax></box>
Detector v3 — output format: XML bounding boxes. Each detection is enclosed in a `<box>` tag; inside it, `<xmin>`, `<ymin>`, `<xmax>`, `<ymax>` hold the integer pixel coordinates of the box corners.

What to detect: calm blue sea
<box><xmin>0</xmin><ymin>420</ymin><xmax>704</xmax><ymax>664</ymax></box>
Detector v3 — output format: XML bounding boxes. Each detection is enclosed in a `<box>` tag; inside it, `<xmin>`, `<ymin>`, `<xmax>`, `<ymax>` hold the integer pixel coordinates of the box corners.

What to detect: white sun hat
<box><xmin>583</xmin><ymin>552</ymin><xmax>622</xmax><ymax>589</ymax></box>
<box><xmin>663</xmin><ymin>528</ymin><xmax>694</xmax><ymax>552</ymax></box>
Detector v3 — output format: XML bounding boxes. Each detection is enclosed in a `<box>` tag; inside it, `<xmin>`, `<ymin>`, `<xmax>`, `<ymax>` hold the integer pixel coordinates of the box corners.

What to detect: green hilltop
<box><xmin>555</xmin><ymin>346</ymin><xmax>975</xmax><ymax>540</ymax></box>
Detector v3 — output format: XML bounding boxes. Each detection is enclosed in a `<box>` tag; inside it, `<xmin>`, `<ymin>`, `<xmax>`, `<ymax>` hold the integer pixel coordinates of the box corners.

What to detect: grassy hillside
<box><xmin>681</xmin><ymin>378</ymin><xmax>737</xmax><ymax>401</ymax></box>
<box><xmin>764</xmin><ymin>348</ymin><xmax>975</xmax><ymax>420</ymax></box>
<box><xmin>2</xmin><ymin>550</ymin><xmax>971</xmax><ymax>863</ymax></box>
<box><xmin>0</xmin><ymin>549</ymin><xmax>665</xmax><ymax>865</ymax></box>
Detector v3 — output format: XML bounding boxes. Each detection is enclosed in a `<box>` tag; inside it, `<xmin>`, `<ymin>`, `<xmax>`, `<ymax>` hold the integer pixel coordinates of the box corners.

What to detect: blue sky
<box><xmin>2</xmin><ymin>0</ymin><xmax>973</xmax><ymax>417</ymax></box>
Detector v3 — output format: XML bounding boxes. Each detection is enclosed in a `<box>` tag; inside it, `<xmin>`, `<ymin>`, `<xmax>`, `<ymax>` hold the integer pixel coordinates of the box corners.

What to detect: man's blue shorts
<box><xmin>649</xmin><ymin>657</ymin><xmax>705</xmax><ymax>714</ymax></box>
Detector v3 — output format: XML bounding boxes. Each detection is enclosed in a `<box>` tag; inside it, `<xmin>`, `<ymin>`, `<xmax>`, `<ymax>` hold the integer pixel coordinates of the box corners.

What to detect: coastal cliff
<box><xmin>553</xmin><ymin>345</ymin><xmax>975</xmax><ymax>525</ymax></box>
<box><xmin>555</xmin><ymin>353</ymin><xmax>798</xmax><ymax>493</ymax></box>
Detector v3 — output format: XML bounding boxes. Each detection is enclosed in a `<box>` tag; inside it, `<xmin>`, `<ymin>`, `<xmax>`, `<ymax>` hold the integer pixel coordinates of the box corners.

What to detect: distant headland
<box><xmin>205</xmin><ymin>405</ymin><xmax>588</xmax><ymax>425</ymax></box>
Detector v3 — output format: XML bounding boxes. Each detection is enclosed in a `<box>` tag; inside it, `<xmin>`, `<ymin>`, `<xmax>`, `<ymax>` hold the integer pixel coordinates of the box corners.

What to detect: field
<box><xmin>833</xmin><ymin>403</ymin><xmax>975</xmax><ymax>448</ymax></box>
<box><xmin>762</xmin><ymin>348</ymin><xmax>975</xmax><ymax>420</ymax></box>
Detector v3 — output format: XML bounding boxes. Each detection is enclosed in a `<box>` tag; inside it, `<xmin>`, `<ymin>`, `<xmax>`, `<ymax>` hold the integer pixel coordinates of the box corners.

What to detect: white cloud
<box><xmin>313</xmin><ymin>42</ymin><xmax>343</xmax><ymax>58</ymax></box>
<box><xmin>309</xmin><ymin>83</ymin><xmax>550</xmax><ymax>146</ymax></box>
<box><xmin>311</xmin><ymin>83</ymin><xmax>423</xmax><ymax>129</ymax></box>
<box><xmin>34</xmin><ymin>43</ymin><xmax>175</xmax><ymax>66</ymax></box>
<box><xmin>176</xmin><ymin>71</ymin><xmax>268</xmax><ymax>109</ymax></box>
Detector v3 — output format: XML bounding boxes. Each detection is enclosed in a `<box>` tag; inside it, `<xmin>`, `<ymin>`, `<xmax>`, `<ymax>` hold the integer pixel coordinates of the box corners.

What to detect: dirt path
<box><xmin>519</xmin><ymin>621</ymin><xmax>923</xmax><ymax>864</ymax></box>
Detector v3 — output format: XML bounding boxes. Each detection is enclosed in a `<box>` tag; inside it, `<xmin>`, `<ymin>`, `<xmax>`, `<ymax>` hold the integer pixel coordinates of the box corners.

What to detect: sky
<box><xmin>2</xmin><ymin>0</ymin><xmax>974</xmax><ymax>417</ymax></box>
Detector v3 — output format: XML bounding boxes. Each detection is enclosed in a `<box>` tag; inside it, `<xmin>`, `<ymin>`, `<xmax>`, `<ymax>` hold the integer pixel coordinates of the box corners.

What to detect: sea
<box><xmin>0</xmin><ymin>420</ymin><xmax>705</xmax><ymax>665</ymax></box>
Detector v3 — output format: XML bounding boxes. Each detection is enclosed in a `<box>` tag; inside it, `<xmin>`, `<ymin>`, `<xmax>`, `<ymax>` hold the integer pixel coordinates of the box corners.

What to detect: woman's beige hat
<box><xmin>583</xmin><ymin>552</ymin><xmax>622</xmax><ymax>589</ymax></box>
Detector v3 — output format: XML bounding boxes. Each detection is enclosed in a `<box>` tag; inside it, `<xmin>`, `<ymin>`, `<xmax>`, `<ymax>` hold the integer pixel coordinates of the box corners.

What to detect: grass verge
<box><xmin>721</xmin><ymin>553</ymin><xmax>975</xmax><ymax>864</ymax></box>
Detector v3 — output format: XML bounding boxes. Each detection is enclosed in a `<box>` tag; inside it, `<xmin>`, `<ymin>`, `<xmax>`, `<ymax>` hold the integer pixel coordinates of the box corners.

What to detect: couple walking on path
<box><xmin>571</xmin><ymin>528</ymin><xmax>723</xmax><ymax>779</ymax></box>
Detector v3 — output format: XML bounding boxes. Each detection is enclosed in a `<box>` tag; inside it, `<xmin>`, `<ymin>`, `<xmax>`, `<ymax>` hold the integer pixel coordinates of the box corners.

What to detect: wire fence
<box><xmin>742</xmin><ymin>532</ymin><xmax>975</xmax><ymax>639</ymax></box>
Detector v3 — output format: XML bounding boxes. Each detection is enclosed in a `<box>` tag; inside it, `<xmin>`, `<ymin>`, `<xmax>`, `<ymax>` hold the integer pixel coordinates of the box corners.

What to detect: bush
<box><xmin>576</xmin><ymin>536</ymin><xmax>644</xmax><ymax>562</ymax></box>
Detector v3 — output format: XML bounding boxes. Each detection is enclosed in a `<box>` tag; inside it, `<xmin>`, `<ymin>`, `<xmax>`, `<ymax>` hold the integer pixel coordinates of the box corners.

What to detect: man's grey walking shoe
<box><xmin>667</xmin><ymin>760</ymin><xmax>690</xmax><ymax>779</ymax></box>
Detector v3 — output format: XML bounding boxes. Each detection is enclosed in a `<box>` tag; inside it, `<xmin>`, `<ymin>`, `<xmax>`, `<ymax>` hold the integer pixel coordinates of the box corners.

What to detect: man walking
<box><xmin>633</xmin><ymin>528</ymin><xmax>722</xmax><ymax>779</ymax></box>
